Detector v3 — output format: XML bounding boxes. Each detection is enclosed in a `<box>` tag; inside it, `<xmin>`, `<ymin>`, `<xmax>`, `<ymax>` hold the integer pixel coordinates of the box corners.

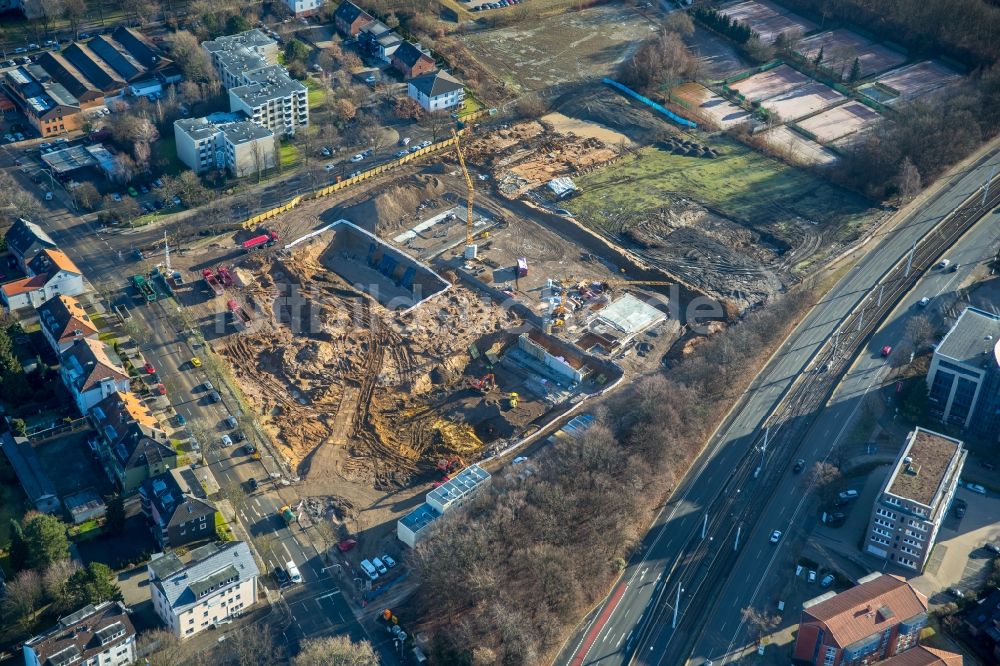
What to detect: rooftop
<box><xmin>426</xmin><ymin>464</ymin><xmax>490</xmax><ymax>510</ymax></box>
<box><xmin>222</xmin><ymin>119</ymin><xmax>274</xmax><ymax>144</ymax></box>
<box><xmin>0</xmin><ymin>432</ymin><xmax>58</xmax><ymax>508</ymax></box>
<box><xmin>150</xmin><ymin>541</ymin><xmax>258</xmax><ymax>611</ymax></box>
<box><xmin>4</xmin><ymin>217</ymin><xmax>56</xmax><ymax>256</ymax></box>
<box><xmin>175</xmin><ymin>116</ymin><xmax>221</xmax><ymax>141</ymax></box>
<box><xmin>885</xmin><ymin>428</ymin><xmax>964</xmax><ymax>507</ymax></box>
<box><xmin>229</xmin><ymin>69</ymin><xmax>307</xmax><ymax>107</ymax></box>
<box><xmin>24</xmin><ymin>601</ymin><xmax>134</xmax><ymax>665</ymax></box>
<box><xmin>935</xmin><ymin>306</ymin><xmax>1000</xmax><ymax>370</ymax></box>
<box><xmin>878</xmin><ymin>646</ymin><xmax>963</xmax><ymax>666</ymax></box>
<box><xmin>399</xmin><ymin>502</ymin><xmax>441</xmax><ymax>533</ymax></box>
<box><xmin>596</xmin><ymin>293</ymin><xmax>667</xmax><ymax>335</ymax></box>
<box><xmin>409</xmin><ymin>70</ymin><xmax>463</xmax><ymax>98</ymax></box>
<box><xmin>37</xmin><ymin>294</ymin><xmax>98</xmax><ymax>345</ymax></box>
<box><xmin>802</xmin><ymin>573</ymin><xmax>927</xmax><ymax>649</ymax></box>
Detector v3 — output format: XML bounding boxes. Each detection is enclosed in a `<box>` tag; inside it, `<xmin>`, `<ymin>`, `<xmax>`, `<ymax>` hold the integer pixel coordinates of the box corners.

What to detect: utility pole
<box><xmin>735</xmin><ymin>524</ymin><xmax>742</xmax><ymax>551</ymax></box>
<box><xmin>163</xmin><ymin>231</ymin><xmax>170</xmax><ymax>274</ymax></box>
<box><xmin>877</xmin><ymin>284</ymin><xmax>884</xmax><ymax>307</ymax></box>
<box><xmin>904</xmin><ymin>240</ymin><xmax>916</xmax><ymax>277</ymax></box>
<box><xmin>702</xmin><ymin>514</ymin><xmax>708</xmax><ymax>539</ymax></box>
<box><xmin>982</xmin><ymin>167</ymin><xmax>996</xmax><ymax>207</ymax></box>
<box><xmin>832</xmin><ymin>330</ymin><xmax>840</xmax><ymax>358</ymax></box>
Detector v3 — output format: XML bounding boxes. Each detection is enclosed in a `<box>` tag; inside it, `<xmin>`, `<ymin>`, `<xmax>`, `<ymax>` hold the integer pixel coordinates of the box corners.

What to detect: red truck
<box><xmin>217</xmin><ymin>266</ymin><xmax>234</xmax><ymax>286</ymax></box>
<box><xmin>241</xmin><ymin>230</ymin><xmax>279</xmax><ymax>252</ymax></box>
<box><xmin>227</xmin><ymin>298</ymin><xmax>253</xmax><ymax>330</ymax></box>
<box><xmin>202</xmin><ymin>268</ymin><xmax>223</xmax><ymax>296</ymax></box>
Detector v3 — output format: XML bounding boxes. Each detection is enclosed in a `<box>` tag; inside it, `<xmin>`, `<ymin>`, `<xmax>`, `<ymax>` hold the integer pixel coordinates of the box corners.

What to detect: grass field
<box><xmin>279</xmin><ymin>142</ymin><xmax>301</xmax><ymax>168</ymax></box>
<box><xmin>565</xmin><ymin>136</ymin><xmax>872</xmax><ymax>231</ymax></box>
<box><xmin>305</xmin><ymin>78</ymin><xmax>326</xmax><ymax>108</ymax></box>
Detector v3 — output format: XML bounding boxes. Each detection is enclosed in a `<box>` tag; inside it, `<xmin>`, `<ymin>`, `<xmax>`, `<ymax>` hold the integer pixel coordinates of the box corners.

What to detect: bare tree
<box><xmin>905</xmin><ymin>314</ymin><xmax>935</xmax><ymax>351</ymax></box>
<box><xmin>4</xmin><ymin>569</ymin><xmax>44</xmax><ymax>632</ymax></box>
<box><xmin>293</xmin><ymin>636</ymin><xmax>379</xmax><ymax>666</ymax></box>
<box><xmin>741</xmin><ymin>606</ymin><xmax>780</xmax><ymax>642</ymax></box>
<box><xmin>897</xmin><ymin>157</ymin><xmax>922</xmax><ymax>202</ymax></box>
<box><xmin>138</xmin><ymin>629</ymin><xmax>190</xmax><ymax>666</ymax></box>
<box><xmin>43</xmin><ymin>559</ymin><xmax>79</xmax><ymax>612</ymax></box>
<box><xmin>218</xmin><ymin>480</ymin><xmax>249</xmax><ymax>516</ymax></box>
<box><xmin>231</xmin><ymin>626</ymin><xmax>279</xmax><ymax>666</ymax></box>
<box><xmin>806</xmin><ymin>461</ymin><xmax>842</xmax><ymax>504</ymax></box>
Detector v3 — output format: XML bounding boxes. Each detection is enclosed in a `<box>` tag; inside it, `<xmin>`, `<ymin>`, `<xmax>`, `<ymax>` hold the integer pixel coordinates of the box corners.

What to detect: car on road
<box><xmin>820</xmin><ymin>574</ymin><xmax>835</xmax><ymax>588</ymax></box>
<box><xmin>918</xmin><ymin>297</ymin><xmax>930</xmax><ymax>307</ymax></box>
<box><xmin>155</xmin><ymin>383</ymin><xmax>166</xmax><ymax>396</ymax></box>
<box><xmin>143</xmin><ymin>362</ymin><xmax>156</xmax><ymax>374</ymax></box>
<box><xmin>807</xmin><ymin>570</ymin><xmax>817</xmax><ymax>583</ymax></box>
<box><xmin>954</xmin><ymin>498</ymin><xmax>967</xmax><ymax>518</ymax></box>
<box><xmin>937</xmin><ymin>259</ymin><xmax>951</xmax><ymax>270</ymax></box>
<box><xmin>273</xmin><ymin>567</ymin><xmax>289</xmax><ymax>586</ymax></box>
<box><xmin>248</xmin><ymin>477</ymin><xmax>259</xmax><ymax>491</ymax></box>
<box><xmin>985</xmin><ymin>543</ymin><xmax>1000</xmax><ymax>555</ymax></box>
<box><xmin>793</xmin><ymin>459</ymin><xmax>805</xmax><ymax>473</ymax></box>
<box><xmin>967</xmin><ymin>483</ymin><xmax>987</xmax><ymax>495</ymax></box>
<box><xmin>513</xmin><ymin>456</ymin><xmax>528</xmax><ymax>464</ymax></box>
<box><xmin>381</xmin><ymin>554</ymin><xmax>396</xmax><ymax>568</ymax></box>
<box><xmin>350</xmin><ymin>153</ymin><xmax>365</xmax><ymax>162</ymax></box>
<box><xmin>39</xmin><ymin>142</ymin><xmax>51</xmax><ymax>149</ymax></box>
<box><xmin>208</xmin><ymin>390</ymin><xmax>221</xmax><ymax>403</ymax></box>
<box><xmin>221</xmin><ymin>434</ymin><xmax>233</xmax><ymax>447</ymax></box>
<box><xmin>880</xmin><ymin>345</ymin><xmax>892</xmax><ymax>358</ymax></box>
<box><xmin>191</xmin><ymin>356</ymin><xmax>201</xmax><ymax>367</ymax></box>
<box><xmin>176</xmin><ymin>414</ymin><xmax>186</xmax><ymax>426</ymax></box>
<box><xmin>202</xmin><ymin>380</ymin><xmax>214</xmax><ymax>392</ymax></box>
<box><xmin>769</xmin><ymin>530</ymin><xmax>781</xmax><ymax>544</ymax></box>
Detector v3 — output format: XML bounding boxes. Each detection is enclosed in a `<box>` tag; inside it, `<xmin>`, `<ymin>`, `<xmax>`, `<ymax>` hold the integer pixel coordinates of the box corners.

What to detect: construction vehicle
<box><xmin>201</xmin><ymin>269</ymin><xmax>223</xmax><ymax>296</ymax></box>
<box><xmin>227</xmin><ymin>298</ymin><xmax>253</xmax><ymax>330</ymax></box>
<box><xmin>469</xmin><ymin>373</ymin><xmax>496</xmax><ymax>392</ymax></box>
<box><xmin>451</xmin><ymin>129</ymin><xmax>477</xmax><ymax>259</ymax></box>
<box><xmin>241</xmin><ymin>230</ymin><xmax>279</xmax><ymax>252</ymax></box>
<box><xmin>131</xmin><ymin>275</ymin><xmax>156</xmax><ymax>302</ymax></box>
<box><xmin>279</xmin><ymin>505</ymin><xmax>295</xmax><ymax>525</ymax></box>
<box><xmin>217</xmin><ymin>266</ymin><xmax>234</xmax><ymax>286</ymax></box>
<box><xmin>436</xmin><ymin>455</ymin><xmax>464</xmax><ymax>475</ymax></box>
<box><xmin>506</xmin><ymin>392</ymin><xmax>519</xmax><ymax>409</ymax></box>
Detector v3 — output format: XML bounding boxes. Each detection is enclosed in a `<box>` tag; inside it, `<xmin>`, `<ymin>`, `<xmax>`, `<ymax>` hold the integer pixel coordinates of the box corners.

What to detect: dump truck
<box><xmin>131</xmin><ymin>275</ymin><xmax>156</xmax><ymax>302</ymax></box>
<box><xmin>201</xmin><ymin>268</ymin><xmax>223</xmax><ymax>296</ymax></box>
<box><xmin>217</xmin><ymin>266</ymin><xmax>234</xmax><ymax>286</ymax></box>
<box><xmin>227</xmin><ymin>298</ymin><xmax>253</xmax><ymax>330</ymax></box>
<box><xmin>279</xmin><ymin>505</ymin><xmax>295</xmax><ymax>525</ymax></box>
<box><xmin>241</xmin><ymin>230</ymin><xmax>279</xmax><ymax>252</ymax></box>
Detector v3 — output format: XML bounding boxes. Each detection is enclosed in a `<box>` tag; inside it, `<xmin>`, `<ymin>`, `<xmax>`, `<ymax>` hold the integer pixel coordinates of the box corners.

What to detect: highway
<box><xmin>555</xmin><ymin>145</ymin><xmax>1000</xmax><ymax>666</ymax></box>
<box><xmin>689</xmin><ymin>203</ymin><xmax>1000</xmax><ymax>664</ymax></box>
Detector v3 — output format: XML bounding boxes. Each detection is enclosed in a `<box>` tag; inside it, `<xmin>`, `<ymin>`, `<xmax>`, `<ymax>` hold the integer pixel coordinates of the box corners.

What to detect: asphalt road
<box><xmin>556</xmin><ymin>146</ymin><xmax>1000</xmax><ymax>666</ymax></box>
<box><xmin>689</xmin><ymin>205</ymin><xmax>1000</xmax><ymax>664</ymax></box>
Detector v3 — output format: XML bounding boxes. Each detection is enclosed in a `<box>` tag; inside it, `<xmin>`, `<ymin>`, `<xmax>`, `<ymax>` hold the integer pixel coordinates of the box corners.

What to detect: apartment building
<box><xmin>864</xmin><ymin>427</ymin><xmax>965</xmax><ymax>571</ymax></box>
<box><xmin>794</xmin><ymin>572</ymin><xmax>933</xmax><ymax>666</ymax></box>
<box><xmin>3</xmin><ymin>65</ymin><xmax>84</xmax><ymax>137</ymax></box>
<box><xmin>284</xmin><ymin>0</ymin><xmax>323</xmax><ymax>17</ymax></box>
<box><xmin>23</xmin><ymin>601</ymin><xmax>135</xmax><ymax>666</ymax></box>
<box><xmin>407</xmin><ymin>70</ymin><xmax>464</xmax><ymax>112</ymax></box>
<box><xmin>202</xmin><ymin>29</ymin><xmax>279</xmax><ymax>90</ymax></box>
<box><xmin>140</xmin><ymin>466</ymin><xmax>219</xmax><ymax>549</ymax></box>
<box><xmin>229</xmin><ymin>67</ymin><xmax>309</xmax><ymax>136</ymax></box>
<box><xmin>927</xmin><ymin>306</ymin><xmax>1000</xmax><ymax>440</ymax></box>
<box><xmin>37</xmin><ymin>294</ymin><xmax>99</xmax><ymax>354</ymax></box>
<box><xmin>174</xmin><ymin>115</ymin><xmax>276</xmax><ymax>177</ymax></box>
<box><xmin>60</xmin><ymin>337</ymin><xmax>131</xmax><ymax>414</ymax></box>
<box><xmin>148</xmin><ymin>542</ymin><xmax>259</xmax><ymax>639</ymax></box>
<box><xmin>90</xmin><ymin>391</ymin><xmax>174</xmax><ymax>493</ymax></box>
<box><xmin>3</xmin><ymin>217</ymin><xmax>57</xmax><ymax>272</ymax></box>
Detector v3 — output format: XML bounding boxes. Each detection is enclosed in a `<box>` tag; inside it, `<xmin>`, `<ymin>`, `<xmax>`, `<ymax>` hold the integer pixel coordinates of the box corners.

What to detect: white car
<box><xmin>321</xmin><ymin>147</ymin><xmax>332</xmax><ymax>157</ymax></box>
<box><xmin>807</xmin><ymin>570</ymin><xmax>817</xmax><ymax>583</ymax></box>
<box><xmin>769</xmin><ymin>530</ymin><xmax>781</xmax><ymax>544</ymax></box>
<box><xmin>44</xmin><ymin>192</ymin><xmax>53</xmax><ymax>201</ymax></box>
<box><xmin>399</xmin><ymin>137</ymin><xmax>411</xmax><ymax>146</ymax></box>
<box><xmin>350</xmin><ymin>153</ymin><xmax>364</xmax><ymax>162</ymax></box>
<box><xmin>917</xmin><ymin>297</ymin><xmax>930</xmax><ymax>307</ymax></box>
<box><xmin>395</xmin><ymin>149</ymin><xmax>408</xmax><ymax>158</ymax></box>
<box><xmin>418</xmin><ymin>140</ymin><xmax>432</xmax><ymax>148</ymax></box>
<box><xmin>324</xmin><ymin>163</ymin><xmax>335</xmax><ymax>172</ymax></box>
<box><xmin>513</xmin><ymin>456</ymin><xmax>528</xmax><ymax>465</ymax></box>
<box><xmin>967</xmin><ymin>483</ymin><xmax>987</xmax><ymax>495</ymax></box>
<box><xmin>221</xmin><ymin>434</ymin><xmax>233</xmax><ymax>447</ymax></box>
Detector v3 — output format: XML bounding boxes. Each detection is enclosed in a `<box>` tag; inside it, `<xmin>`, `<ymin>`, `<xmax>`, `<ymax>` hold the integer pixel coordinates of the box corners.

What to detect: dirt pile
<box><xmin>219</xmin><ymin>238</ymin><xmax>522</xmax><ymax>489</ymax></box>
<box><xmin>337</xmin><ymin>173</ymin><xmax>450</xmax><ymax>235</ymax></box>
<box><xmin>463</xmin><ymin>121</ymin><xmax>621</xmax><ymax>199</ymax></box>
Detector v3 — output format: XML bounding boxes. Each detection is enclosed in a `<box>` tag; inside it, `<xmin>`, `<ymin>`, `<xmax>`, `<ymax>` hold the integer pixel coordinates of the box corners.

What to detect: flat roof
<box><xmin>885</xmin><ymin>428</ymin><xmax>964</xmax><ymax>507</ymax></box>
<box><xmin>597</xmin><ymin>293</ymin><xmax>666</xmax><ymax>335</ymax></box>
<box><xmin>426</xmin><ymin>464</ymin><xmax>490</xmax><ymax>509</ymax></box>
<box><xmin>935</xmin><ymin>307</ymin><xmax>1000</xmax><ymax>369</ymax></box>
<box><xmin>175</xmin><ymin>116</ymin><xmax>220</xmax><ymax>141</ymax></box>
<box><xmin>399</xmin><ymin>502</ymin><xmax>440</xmax><ymax>533</ymax></box>
<box><xmin>230</xmin><ymin>70</ymin><xmax>306</xmax><ymax>106</ymax></box>
<box><xmin>222</xmin><ymin>120</ymin><xmax>273</xmax><ymax>144</ymax></box>
<box><xmin>42</xmin><ymin>145</ymin><xmax>98</xmax><ymax>173</ymax></box>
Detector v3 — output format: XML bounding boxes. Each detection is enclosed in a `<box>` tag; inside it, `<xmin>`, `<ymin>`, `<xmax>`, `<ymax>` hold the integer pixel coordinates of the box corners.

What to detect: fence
<box><xmin>602</xmin><ymin>78</ymin><xmax>697</xmax><ymax>129</ymax></box>
<box><xmin>242</xmin><ymin>130</ymin><xmax>467</xmax><ymax>230</ymax></box>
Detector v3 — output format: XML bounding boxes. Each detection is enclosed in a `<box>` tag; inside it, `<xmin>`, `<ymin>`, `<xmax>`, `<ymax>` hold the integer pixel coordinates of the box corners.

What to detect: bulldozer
<box><xmin>469</xmin><ymin>373</ymin><xmax>496</xmax><ymax>393</ymax></box>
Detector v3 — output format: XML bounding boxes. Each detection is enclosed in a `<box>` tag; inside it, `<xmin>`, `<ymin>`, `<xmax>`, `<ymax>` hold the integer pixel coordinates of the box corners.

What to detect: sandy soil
<box><xmin>673</xmin><ymin>83</ymin><xmax>752</xmax><ymax>130</ymax></box>
<box><xmin>876</xmin><ymin>61</ymin><xmax>964</xmax><ymax>103</ymax></box>
<box><xmin>797</xmin><ymin>101</ymin><xmax>881</xmax><ymax>144</ymax></box>
<box><xmin>760</xmin><ymin>81</ymin><xmax>846</xmax><ymax>123</ymax></box>
<box><xmin>730</xmin><ymin>64</ymin><xmax>812</xmax><ymax>101</ymax></box>
<box><xmin>541</xmin><ymin>112</ymin><xmax>634</xmax><ymax>147</ymax></box>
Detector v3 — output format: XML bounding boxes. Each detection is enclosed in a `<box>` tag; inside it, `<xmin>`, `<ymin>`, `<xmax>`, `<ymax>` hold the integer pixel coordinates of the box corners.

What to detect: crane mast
<box><xmin>451</xmin><ymin>129</ymin><xmax>477</xmax><ymax>258</ymax></box>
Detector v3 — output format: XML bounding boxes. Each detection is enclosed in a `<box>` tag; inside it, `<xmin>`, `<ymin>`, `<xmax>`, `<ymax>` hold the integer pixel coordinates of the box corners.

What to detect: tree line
<box><xmin>409</xmin><ymin>289</ymin><xmax>813</xmax><ymax>664</ymax></box>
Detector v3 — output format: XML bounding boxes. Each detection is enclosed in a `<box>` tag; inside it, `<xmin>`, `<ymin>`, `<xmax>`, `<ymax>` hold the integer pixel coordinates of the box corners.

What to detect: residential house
<box><xmin>64</xmin><ymin>489</ymin><xmax>107</xmax><ymax>524</ymax></box>
<box><xmin>284</xmin><ymin>0</ymin><xmax>323</xmax><ymax>17</ymax></box>
<box><xmin>38</xmin><ymin>294</ymin><xmax>100</xmax><ymax>354</ymax></box>
<box><xmin>0</xmin><ymin>432</ymin><xmax>61</xmax><ymax>514</ymax></box>
<box><xmin>407</xmin><ymin>70</ymin><xmax>464</xmax><ymax>112</ymax></box>
<box><xmin>864</xmin><ymin>427</ymin><xmax>965</xmax><ymax>571</ymax></box>
<box><xmin>140</xmin><ymin>466</ymin><xmax>219</xmax><ymax>548</ymax></box>
<box><xmin>1</xmin><ymin>248</ymin><xmax>86</xmax><ymax>311</ymax></box>
<box><xmin>793</xmin><ymin>572</ymin><xmax>943</xmax><ymax>665</ymax></box>
<box><xmin>358</xmin><ymin>21</ymin><xmax>401</xmax><ymax>62</ymax></box>
<box><xmin>4</xmin><ymin>217</ymin><xmax>57</xmax><ymax>272</ymax></box>
<box><xmin>23</xmin><ymin>601</ymin><xmax>136</xmax><ymax>666</ymax></box>
<box><xmin>391</xmin><ymin>41</ymin><xmax>436</xmax><ymax>79</ymax></box>
<box><xmin>60</xmin><ymin>337</ymin><xmax>130</xmax><ymax>415</ymax></box>
<box><xmin>926</xmin><ymin>306</ymin><xmax>1000</xmax><ymax>441</ymax></box>
<box><xmin>878</xmin><ymin>646</ymin><xmax>964</xmax><ymax>665</ymax></box>
<box><xmin>174</xmin><ymin>115</ymin><xmax>276</xmax><ymax>177</ymax></box>
<box><xmin>90</xmin><ymin>391</ymin><xmax>174</xmax><ymax>493</ymax></box>
<box><xmin>334</xmin><ymin>1</ymin><xmax>375</xmax><ymax>36</ymax></box>
<box><xmin>148</xmin><ymin>541</ymin><xmax>259</xmax><ymax>639</ymax></box>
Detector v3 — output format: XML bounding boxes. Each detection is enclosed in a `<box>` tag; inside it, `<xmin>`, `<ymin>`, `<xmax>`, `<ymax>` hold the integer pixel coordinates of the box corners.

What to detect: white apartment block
<box><xmin>148</xmin><ymin>541</ymin><xmax>259</xmax><ymax>639</ymax></box>
<box><xmin>202</xmin><ymin>29</ymin><xmax>280</xmax><ymax>89</ymax></box>
<box><xmin>284</xmin><ymin>0</ymin><xmax>323</xmax><ymax>17</ymax></box>
<box><xmin>23</xmin><ymin>602</ymin><xmax>135</xmax><ymax>666</ymax></box>
<box><xmin>174</xmin><ymin>115</ymin><xmax>276</xmax><ymax>177</ymax></box>
<box><xmin>407</xmin><ymin>70</ymin><xmax>465</xmax><ymax>112</ymax></box>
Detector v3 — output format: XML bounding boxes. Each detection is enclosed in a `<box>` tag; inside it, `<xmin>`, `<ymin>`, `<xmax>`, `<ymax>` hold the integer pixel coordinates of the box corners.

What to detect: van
<box><xmin>360</xmin><ymin>559</ymin><xmax>379</xmax><ymax>581</ymax></box>
<box><xmin>286</xmin><ymin>561</ymin><xmax>302</xmax><ymax>584</ymax></box>
<box><xmin>372</xmin><ymin>557</ymin><xmax>388</xmax><ymax>575</ymax></box>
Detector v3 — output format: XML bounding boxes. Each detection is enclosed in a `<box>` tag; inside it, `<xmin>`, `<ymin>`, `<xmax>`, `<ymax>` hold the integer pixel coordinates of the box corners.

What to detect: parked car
<box><xmin>948</xmin><ymin>587</ymin><xmax>964</xmax><ymax>599</ymax></box>
<box><xmin>225</xmin><ymin>415</ymin><xmax>238</xmax><ymax>429</ymax></box>
<box><xmin>337</xmin><ymin>539</ymin><xmax>358</xmax><ymax>552</ymax></box>
<box><xmin>202</xmin><ymin>380</ymin><xmax>214</xmax><ymax>392</ymax></box>
<box><xmin>208</xmin><ymin>390</ymin><xmax>221</xmax><ymax>403</ymax></box>
<box><xmin>221</xmin><ymin>434</ymin><xmax>233</xmax><ymax>447</ymax></box>
<box><xmin>127</xmin><ymin>186</ymin><xmax>138</xmax><ymax>197</ymax></box>
<box><xmin>155</xmin><ymin>383</ymin><xmax>166</xmax><ymax>396</ymax></box>
<box><xmin>350</xmin><ymin>153</ymin><xmax>364</xmax><ymax>162</ymax></box>
<box><xmin>824</xmin><ymin>512</ymin><xmax>846</xmax><ymax>527</ymax></box>
<box><xmin>513</xmin><ymin>456</ymin><xmax>528</xmax><ymax>464</ymax></box>
<box><xmin>400</xmin><ymin>137</ymin><xmax>411</xmax><ymax>146</ymax></box>
<box><xmin>321</xmin><ymin>147</ymin><xmax>332</xmax><ymax>157</ymax></box>
<box><xmin>176</xmin><ymin>414</ymin><xmax>187</xmax><ymax>426</ymax></box>
<box><xmin>937</xmin><ymin>259</ymin><xmax>951</xmax><ymax>270</ymax></box>
<box><xmin>273</xmin><ymin>567</ymin><xmax>289</xmax><ymax>585</ymax></box>
<box><xmin>191</xmin><ymin>356</ymin><xmax>201</xmax><ymax>367</ymax></box>
<box><xmin>44</xmin><ymin>192</ymin><xmax>53</xmax><ymax>201</ymax></box>
<box><xmin>324</xmin><ymin>163</ymin><xmax>335</xmax><ymax>172</ymax></box>
<box><xmin>112</xmin><ymin>193</ymin><xmax>122</xmax><ymax>202</ymax></box>
<box><xmin>953</xmin><ymin>498</ymin><xmax>967</xmax><ymax>518</ymax></box>
<box><xmin>807</xmin><ymin>570</ymin><xmax>817</xmax><ymax>583</ymax></box>
<box><xmin>232</xmin><ymin>431</ymin><xmax>246</xmax><ymax>443</ymax></box>
<box><xmin>39</xmin><ymin>142</ymin><xmax>51</xmax><ymax>149</ymax></box>
<box><xmin>880</xmin><ymin>345</ymin><xmax>892</xmax><ymax>357</ymax></box>
<box><xmin>144</xmin><ymin>362</ymin><xmax>156</xmax><ymax>374</ymax></box>
<box><xmin>381</xmin><ymin>554</ymin><xmax>396</xmax><ymax>568</ymax></box>
<box><xmin>248</xmin><ymin>477</ymin><xmax>259</xmax><ymax>491</ymax></box>
<box><xmin>967</xmin><ymin>483</ymin><xmax>987</xmax><ymax>495</ymax></box>
<box><xmin>918</xmin><ymin>297</ymin><xmax>930</xmax><ymax>307</ymax></box>
<box><xmin>820</xmin><ymin>574</ymin><xmax>835</xmax><ymax>588</ymax></box>
<box><xmin>243</xmin><ymin>444</ymin><xmax>256</xmax><ymax>456</ymax></box>
<box><xmin>793</xmin><ymin>459</ymin><xmax>805</xmax><ymax>473</ymax></box>
<box><xmin>837</xmin><ymin>489</ymin><xmax>859</xmax><ymax>501</ymax></box>
<box><xmin>985</xmin><ymin>542</ymin><xmax>1000</xmax><ymax>555</ymax></box>
<box><xmin>395</xmin><ymin>150</ymin><xmax>408</xmax><ymax>158</ymax></box>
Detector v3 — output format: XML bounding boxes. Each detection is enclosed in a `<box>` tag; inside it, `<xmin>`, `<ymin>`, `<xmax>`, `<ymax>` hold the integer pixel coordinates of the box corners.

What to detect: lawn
<box><xmin>305</xmin><ymin>78</ymin><xmax>326</xmax><ymax>108</ymax></box>
<box><xmin>0</xmin><ymin>475</ymin><xmax>28</xmax><ymax>574</ymax></box>
<box><xmin>153</xmin><ymin>135</ymin><xmax>186</xmax><ymax>177</ymax></box>
<box><xmin>458</xmin><ymin>90</ymin><xmax>485</xmax><ymax>118</ymax></box>
<box><xmin>565</xmin><ymin>136</ymin><xmax>873</xmax><ymax>232</ymax></box>
<box><xmin>279</xmin><ymin>142</ymin><xmax>301</xmax><ymax>168</ymax></box>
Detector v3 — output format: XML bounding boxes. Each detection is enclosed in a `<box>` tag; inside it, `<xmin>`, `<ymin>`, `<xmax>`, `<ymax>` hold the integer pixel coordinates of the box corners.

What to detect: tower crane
<box><xmin>451</xmin><ymin>129</ymin><xmax>477</xmax><ymax>258</ymax></box>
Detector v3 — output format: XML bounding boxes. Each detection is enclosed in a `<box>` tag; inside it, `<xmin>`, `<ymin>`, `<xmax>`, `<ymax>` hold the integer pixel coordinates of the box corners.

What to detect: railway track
<box><xmin>630</xmin><ymin>177</ymin><xmax>1000</xmax><ymax>666</ymax></box>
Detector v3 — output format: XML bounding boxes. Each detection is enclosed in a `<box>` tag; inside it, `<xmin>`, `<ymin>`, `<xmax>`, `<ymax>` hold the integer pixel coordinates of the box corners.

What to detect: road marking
<box><xmin>282</xmin><ymin>542</ymin><xmax>293</xmax><ymax>563</ymax></box>
<box><xmin>316</xmin><ymin>591</ymin><xmax>341</xmax><ymax>600</ymax></box>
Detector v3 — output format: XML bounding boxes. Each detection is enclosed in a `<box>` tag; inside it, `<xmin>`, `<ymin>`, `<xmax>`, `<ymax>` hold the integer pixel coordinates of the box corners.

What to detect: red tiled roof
<box><xmin>802</xmin><ymin>574</ymin><xmax>928</xmax><ymax>648</ymax></box>
<box><xmin>40</xmin><ymin>249</ymin><xmax>81</xmax><ymax>275</ymax></box>
<box><xmin>879</xmin><ymin>646</ymin><xmax>963</xmax><ymax>666</ymax></box>
<box><xmin>2</xmin><ymin>274</ymin><xmax>49</xmax><ymax>296</ymax></box>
